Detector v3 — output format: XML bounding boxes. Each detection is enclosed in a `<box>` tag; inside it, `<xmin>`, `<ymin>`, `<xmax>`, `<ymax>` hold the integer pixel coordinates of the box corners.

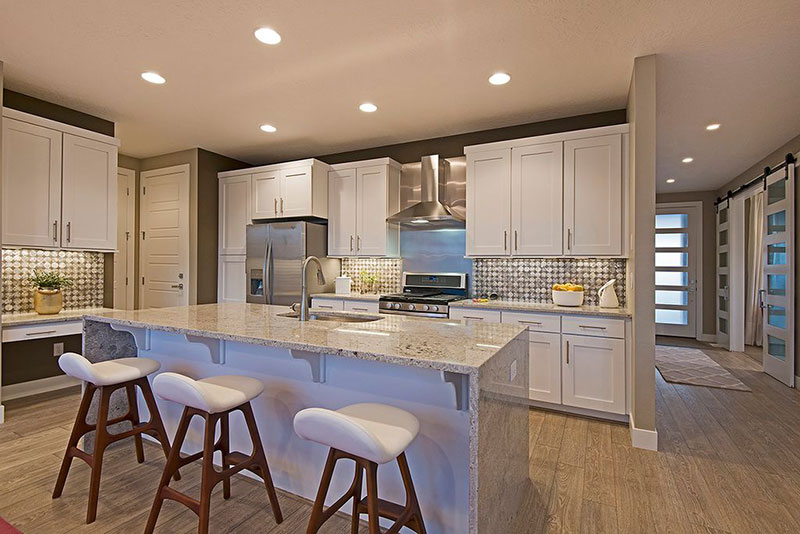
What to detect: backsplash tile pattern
<box><xmin>340</xmin><ymin>258</ymin><xmax>403</xmax><ymax>294</ymax></box>
<box><xmin>2</xmin><ymin>248</ymin><xmax>105</xmax><ymax>313</ymax></box>
<box><xmin>473</xmin><ymin>258</ymin><xmax>627</xmax><ymax>306</ymax></box>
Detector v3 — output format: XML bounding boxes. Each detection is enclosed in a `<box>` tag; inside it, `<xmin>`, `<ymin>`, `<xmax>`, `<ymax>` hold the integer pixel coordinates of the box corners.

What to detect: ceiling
<box><xmin>1</xmin><ymin>0</ymin><xmax>798</xmax><ymax>193</ymax></box>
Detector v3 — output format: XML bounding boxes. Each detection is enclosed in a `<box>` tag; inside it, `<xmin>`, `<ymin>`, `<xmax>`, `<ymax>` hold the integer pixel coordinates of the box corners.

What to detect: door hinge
<box><xmin>141</xmin><ymin>231</ymin><xmax>146</xmax><ymax>240</ymax></box>
<box><xmin>126</xmin><ymin>187</ymin><xmax>130</xmax><ymax>196</ymax></box>
<box><xmin>142</xmin><ymin>186</ymin><xmax>146</xmax><ymax>195</ymax></box>
<box><xmin>142</xmin><ymin>276</ymin><xmax>145</xmax><ymax>285</ymax></box>
<box><xmin>125</xmin><ymin>276</ymin><xmax>129</xmax><ymax>286</ymax></box>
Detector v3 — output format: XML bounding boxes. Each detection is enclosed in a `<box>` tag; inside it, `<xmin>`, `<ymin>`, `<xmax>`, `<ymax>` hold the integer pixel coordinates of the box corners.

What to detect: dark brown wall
<box><xmin>3</xmin><ymin>89</ymin><xmax>114</xmax><ymax>136</ymax></box>
<box><xmin>1</xmin><ymin>335</ymin><xmax>82</xmax><ymax>385</ymax></box>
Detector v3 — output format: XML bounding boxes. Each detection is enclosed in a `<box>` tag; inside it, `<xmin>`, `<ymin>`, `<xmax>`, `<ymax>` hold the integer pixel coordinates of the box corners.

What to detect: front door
<box><xmin>139</xmin><ymin>164</ymin><xmax>190</xmax><ymax>309</ymax></box>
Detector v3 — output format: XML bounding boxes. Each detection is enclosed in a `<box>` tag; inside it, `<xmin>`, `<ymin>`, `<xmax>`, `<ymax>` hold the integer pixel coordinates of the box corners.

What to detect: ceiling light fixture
<box><xmin>359</xmin><ymin>102</ymin><xmax>378</xmax><ymax>113</ymax></box>
<box><xmin>706</xmin><ymin>123</ymin><xmax>721</xmax><ymax>131</ymax></box>
<box><xmin>259</xmin><ymin>124</ymin><xmax>277</xmax><ymax>133</ymax></box>
<box><xmin>141</xmin><ymin>71</ymin><xmax>166</xmax><ymax>84</ymax></box>
<box><xmin>488</xmin><ymin>72</ymin><xmax>511</xmax><ymax>85</ymax></box>
<box><xmin>666</xmin><ymin>178</ymin><xmax>676</xmax><ymax>184</ymax></box>
<box><xmin>254</xmin><ymin>27</ymin><xmax>281</xmax><ymax>45</ymax></box>
<box><xmin>682</xmin><ymin>157</ymin><xmax>694</xmax><ymax>163</ymax></box>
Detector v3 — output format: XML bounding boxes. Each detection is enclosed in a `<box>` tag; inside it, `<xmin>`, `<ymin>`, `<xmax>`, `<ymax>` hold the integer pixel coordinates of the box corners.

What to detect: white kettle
<box><xmin>598</xmin><ymin>279</ymin><xmax>619</xmax><ymax>308</ymax></box>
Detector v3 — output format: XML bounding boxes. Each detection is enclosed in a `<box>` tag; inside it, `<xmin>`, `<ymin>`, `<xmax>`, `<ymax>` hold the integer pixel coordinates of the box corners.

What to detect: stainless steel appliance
<box><xmin>387</xmin><ymin>155</ymin><xmax>466</xmax><ymax>229</ymax></box>
<box><xmin>246</xmin><ymin>222</ymin><xmax>339</xmax><ymax>305</ymax></box>
<box><xmin>379</xmin><ymin>272</ymin><xmax>468</xmax><ymax>318</ymax></box>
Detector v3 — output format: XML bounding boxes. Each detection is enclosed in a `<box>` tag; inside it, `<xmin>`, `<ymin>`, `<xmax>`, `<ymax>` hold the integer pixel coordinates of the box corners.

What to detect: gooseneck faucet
<box><xmin>300</xmin><ymin>256</ymin><xmax>326</xmax><ymax>321</ymax></box>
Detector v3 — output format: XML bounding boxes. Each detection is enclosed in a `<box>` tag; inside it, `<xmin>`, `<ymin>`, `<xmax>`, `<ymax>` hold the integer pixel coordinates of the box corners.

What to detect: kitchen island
<box><xmin>82</xmin><ymin>303</ymin><xmax>531</xmax><ymax>533</ymax></box>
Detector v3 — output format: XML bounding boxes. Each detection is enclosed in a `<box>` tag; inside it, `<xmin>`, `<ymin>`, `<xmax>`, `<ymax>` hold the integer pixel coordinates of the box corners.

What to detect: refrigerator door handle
<box><xmin>265</xmin><ymin>239</ymin><xmax>273</xmax><ymax>305</ymax></box>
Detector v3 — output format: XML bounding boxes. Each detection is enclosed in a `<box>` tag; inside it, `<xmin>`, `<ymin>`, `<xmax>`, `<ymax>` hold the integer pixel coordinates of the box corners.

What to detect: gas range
<box><xmin>379</xmin><ymin>272</ymin><xmax>467</xmax><ymax>318</ymax></box>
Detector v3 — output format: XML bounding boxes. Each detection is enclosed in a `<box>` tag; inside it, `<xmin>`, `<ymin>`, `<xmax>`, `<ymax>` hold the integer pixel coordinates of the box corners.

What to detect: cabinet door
<box><xmin>356</xmin><ymin>165</ymin><xmax>388</xmax><ymax>256</ymax></box>
<box><xmin>219</xmin><ymin>175</ymin><xmax>251</xmax><ymax>255</ymax></box>
<box><xmin>252</xmin><ymin>170</ymin><xmax>281</xmax><ymax>219</ymax></box>
<box><xmin>466</xmin><ymin>149</ymin><xmax>511</xmax><ymax>256</ymax></box>
<box><xmin>512</xmin><ymin>142</ymin><xmax>563</xmax><ymax>256</ymax></box>
<box><xmin>528</xmin><ymin>332</ymin><xmax>562</xmax><ymax>404</ymax></box>
<box><xmin>564</xmin><ymin>134</ymin><xmax>622</xmax><ymax>256</ymax></box>
<box><xmin>280</xmin><ymin>166</ymin><xmax>312</xmax><ymax>217</ymax></box>
<box><xmin>2</xmin><ymin>118</ymin><xmax>62</xmax><ymax>247</ymax></box>
<box><xmin>218</xmin><ymin>255</ymin><xmax>247</xmax><ymax>302</ymax></box>
<box><xmin>61</xmin><ymin>134</ymin><xmax>117</xmax><ymax>250</ymax></box>
<box><xmin>562</xmin><ymin>334</ymin><xmax>626</xmax><ymax>414</ymax></box>
<box><xmin>328</xmin><ymin>168</ymin><xmax>357</xmax><ymax>256</ymax></box>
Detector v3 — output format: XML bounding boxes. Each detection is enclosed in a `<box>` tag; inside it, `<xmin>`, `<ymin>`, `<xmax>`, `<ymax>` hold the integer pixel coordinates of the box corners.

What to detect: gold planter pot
<box><xmin>34</xmin><ymin>288</ymin><xmax>63</xmax><ymax>315</ymax></box>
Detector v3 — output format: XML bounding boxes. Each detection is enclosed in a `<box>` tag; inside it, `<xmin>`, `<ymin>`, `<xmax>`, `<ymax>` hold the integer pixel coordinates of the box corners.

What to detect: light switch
<box><xmin>53</xmin><ymin>342</ymin><xmax>65</xmax><ymax>357</ymax></box>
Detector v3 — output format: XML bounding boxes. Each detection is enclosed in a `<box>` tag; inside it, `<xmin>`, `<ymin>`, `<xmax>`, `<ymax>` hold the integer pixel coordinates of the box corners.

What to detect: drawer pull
<box><xmin>579</xmin><ymin>325</ymin><xmax>607</xmax><ymax>330</ymax></box>
<box><xmin>463</xmin><ymin>316</ymin><xmax>484</xmax><ymax>320</ymax></box>
<box><xmin>318</xmin><ymin>305</ymin><xmax>333</xmax><ymax>309</ymax></box>
<box><xmin>566</xmin><ymin>340</ymin><xmax>570</xmax><ymax>364</ymax></box>
<box><xmin>518</xmin><ymin>320</ymin><xmax>543</xmax><ymax>325</ymax></box>
<box><xmin>26</xmin><ymin>330</ymin><xmax>58</xmax><ymax>337</ymax></box>
<box><xmin>351</xmin><ymin>307</ymin><xmax>369</xmax><ymax>312</ymax></box>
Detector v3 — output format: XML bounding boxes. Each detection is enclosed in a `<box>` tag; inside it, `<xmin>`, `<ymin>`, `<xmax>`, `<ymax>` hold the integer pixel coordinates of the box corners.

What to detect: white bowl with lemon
<box><xmin>552</xmin><ymin>283</ymin><xmax>584</xmax><ymax>306</ymax></box>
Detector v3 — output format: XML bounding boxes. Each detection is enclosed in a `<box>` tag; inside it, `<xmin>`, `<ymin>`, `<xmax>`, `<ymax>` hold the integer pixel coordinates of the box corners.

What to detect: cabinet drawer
<box><xmin>449</xmin><ymin>308</ymin><xmax>502</xmax><ymax>323</ymax></box>
<box><xmin>343</xmin><ymin>300</ymin><xmax>379</xmax><ymax>314</ymax></box>
<box><xmin>502</xmin><ymin>311</ymin><xmax>561</xmax><ymax>335</ymax></box>
<box><xmin>310</xmin><ymin>298</ymin><xmax>344</xmax><ymax>311</ymax></box>
<box><xmin>562</xmin><ymin>316</ymin><xmax>625</xmax><ymax>339</ymax></box>
<box><xmin>3</xmin><ymin>320</ymin><xmax>83</xmax><ymax>343</ymax></box>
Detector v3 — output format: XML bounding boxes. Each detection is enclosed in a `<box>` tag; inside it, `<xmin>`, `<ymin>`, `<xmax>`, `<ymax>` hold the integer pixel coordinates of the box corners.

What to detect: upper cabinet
<box><xmin>327</xmin><ymin>158</ymin><xmax>400</xmax><ymax>257</ymax></box>
<box><xmin>464</xmin><ymin>125</ymin><xmax>628</xmax><ymax>258</ymax></box>
<box><xmin>245</xmin><ymin>159</ymin><xmax>329</xmax><ymax>220</ymax></box>
<box><xmin>218</xmin><ymin>174</ymin><xmax>252</xmax><ymax>255</ymax></box>
<box><xmin>2</xmin><ymin>110</ymin><xmax>120</xmax><ymax>251</ymax></box>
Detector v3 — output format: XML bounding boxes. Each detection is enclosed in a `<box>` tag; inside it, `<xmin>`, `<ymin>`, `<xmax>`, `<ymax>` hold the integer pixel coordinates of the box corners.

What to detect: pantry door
<box><xmin>655</xmin><ymin>203</ymin><xmax>701</xmax><ymax>337</ymax></box>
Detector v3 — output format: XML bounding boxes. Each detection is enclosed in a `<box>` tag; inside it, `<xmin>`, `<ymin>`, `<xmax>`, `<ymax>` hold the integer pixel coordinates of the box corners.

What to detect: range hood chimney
<box><xmin>387</xmin><ymin>154</ymin><xmax>465</xmax><ymax>228</ymax></box>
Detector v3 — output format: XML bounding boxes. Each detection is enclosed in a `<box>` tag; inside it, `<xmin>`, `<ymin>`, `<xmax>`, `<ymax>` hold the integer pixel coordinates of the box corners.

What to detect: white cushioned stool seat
<box><xmin>153</xmin><ymin>372</ymin><xmax>264</xmax><ymax>414</ymax></box>
<box><xmin>58</xmin><ymin>352</ymin><xmax>160</xmax><ymax>386</ymax></box>
<box><xmin>294</xmin><ymin>403</ymin><xmax>420</xmax><ymax>465</ymax></box>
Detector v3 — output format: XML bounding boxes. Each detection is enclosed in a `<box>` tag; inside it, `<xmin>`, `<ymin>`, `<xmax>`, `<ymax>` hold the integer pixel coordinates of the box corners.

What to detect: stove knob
<box><xmin>392</xmin><ymin>303</ymin><xmax>401</xmax><ymax>310</ymax></box>
<box><xmin>408</xmin><ymin>304</ymin><xmax>416</xmax><ymax>311</ymax></box>
<box><xmin>422</xmin><ymin>305</ymin><xmax>430</xmax><ymax>311</ymax></box>
<box><xmin>430</xmin><ymin>305</ymin><xmax>439</xmax><ymax>312</ymax></box>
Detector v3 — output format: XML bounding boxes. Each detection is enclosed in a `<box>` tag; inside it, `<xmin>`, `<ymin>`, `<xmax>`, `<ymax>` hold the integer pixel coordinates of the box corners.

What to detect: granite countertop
<box><xmin>85</xmin><ymin>303</ymin><xmax>526</xmax><ymax>374</ymax></box>
<box><xmin>450</xmin><ymin>299</ymin><xmax>631</xmax><ymax>318</ymax></box>
<box><xmin>310</xmin><ymin>292</ymin><xmax>381</xmax><ymax>301</ymax></box>
<box><xmin>2</xmin><ymin>308</ymin><xmax>115</xmax><ymax>327</ymax></box>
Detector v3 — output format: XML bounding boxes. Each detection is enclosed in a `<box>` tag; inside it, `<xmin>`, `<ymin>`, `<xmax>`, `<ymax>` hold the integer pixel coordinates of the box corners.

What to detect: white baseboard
<box><xmin>1</xmin><ymin>375</ymin><xmax>81</xmax><ymax>401</ymax></box>
<box><xmin>0</xmin><ymin>404</ymin><xmax>5</xmax><ymax>424</ymax></box>
<box><xmin>696</xmin><ymin>333</ymin><xmax>717</xmax><ymax>343</ymax></box>
<box><xmin>629</xmin><ymin>415</ymin><xmax>658</xmax><ymax>451</ymax></box>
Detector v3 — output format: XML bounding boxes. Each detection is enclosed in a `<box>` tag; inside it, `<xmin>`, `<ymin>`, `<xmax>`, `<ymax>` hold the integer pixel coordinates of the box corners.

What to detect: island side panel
<box><xmin>476</xmin><ymin>332</ymin><xmax>531</xmax><ymax>533</ymax></box>
<box><xmin>81</xmin><ymin>319</ymin><xmax>139</xmax><ymax>448</ymax></box>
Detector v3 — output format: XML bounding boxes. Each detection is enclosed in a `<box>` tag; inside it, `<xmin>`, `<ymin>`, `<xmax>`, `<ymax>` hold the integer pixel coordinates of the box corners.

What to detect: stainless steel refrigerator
<box><xmin>245</xmin><ymin>221</ymin><xmax>339</xmax><ymax>305</ymax></box>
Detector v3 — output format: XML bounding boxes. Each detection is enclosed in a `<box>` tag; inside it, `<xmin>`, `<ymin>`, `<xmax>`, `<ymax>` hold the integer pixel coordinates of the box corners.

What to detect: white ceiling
<box><xmin>1</xmin><ymin>0</ymin><xmax>798</xmax><ymax>193</ymax></box>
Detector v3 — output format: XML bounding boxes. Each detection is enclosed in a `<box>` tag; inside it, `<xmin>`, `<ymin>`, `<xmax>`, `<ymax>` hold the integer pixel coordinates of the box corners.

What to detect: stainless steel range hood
<box><xmin>387</xmin><ymin>154</ymin><xmax>465</xmax><ymax>228</ymax></box>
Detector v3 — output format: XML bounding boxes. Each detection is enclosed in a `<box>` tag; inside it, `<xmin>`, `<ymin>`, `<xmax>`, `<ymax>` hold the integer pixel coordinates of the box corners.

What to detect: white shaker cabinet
<box><xmin>219</xmin><ymin>174</ymin><xmax>252</xmax><ymax>255</ymax></box>
<box><xmin>562</xmin><ymin>333</ymin><xmax>626</xmax><ymax>415</ymax></box>
<box><xmin>218</xmin><ymin>255</ymin><xmax>247</xmax><ymax>302</ymax></box>
<box><xmin>61</xmin><ymin>133</ymin><xmax>118</xmax><ymax>250</ymax></box>
<box><xmin>251</xmin><ymin>170</ymin><xmax>281</xmax><ymax>219</ymax></box>
<box><xmin>1</xmin><ymin>118</ymin><xmax>62</xmax><ymax>248</ymax></box>
<box><xmin>327</xmin><ymin>167</ymin><xmax>357</xmax><ymax>256</ymax></box>
<box><xmin>466</xmin><ymin>149</ymin><xmax>511</xmax><ymax>256</ymax></box>
<box><xmin>528</xmin><ymin>332</ymin><xmax>563</xmax><ymax>404</ymax></box>
<box><xmin>563</xmin><ymin>134</ymin><xmax>622</xmax><ymax>256</ymax></box>
<box><xmin>248</xmin><ymin>159</ymin><xmax>329</xmax><ymax>220</ymax></box>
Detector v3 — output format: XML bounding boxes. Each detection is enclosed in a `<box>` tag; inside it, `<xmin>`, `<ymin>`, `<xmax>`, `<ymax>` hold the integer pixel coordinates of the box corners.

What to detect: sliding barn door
<box><xmin>762</xmin><ymin>160</ymin><xmax>795</xmax><ymax>386</ymax></box>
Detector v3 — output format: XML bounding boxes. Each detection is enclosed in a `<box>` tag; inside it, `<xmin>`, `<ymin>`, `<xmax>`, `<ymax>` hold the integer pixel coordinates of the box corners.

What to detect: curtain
<box><xmin>744</xmin><ymin>192</ymin><xmax>764</xmax><ymax>346</ymax></box>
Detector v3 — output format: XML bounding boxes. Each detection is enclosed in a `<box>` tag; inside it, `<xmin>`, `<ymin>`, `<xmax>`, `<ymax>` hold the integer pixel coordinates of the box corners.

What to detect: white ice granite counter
<box><xmin>450</xmin><ymin>299</ymin><xmax>632</xmax><ymax>318</ymax></box>
<box><xmin>2</xmin><ymin>307</ymin><xmax>114</xmax><ymax>327</ymax></box>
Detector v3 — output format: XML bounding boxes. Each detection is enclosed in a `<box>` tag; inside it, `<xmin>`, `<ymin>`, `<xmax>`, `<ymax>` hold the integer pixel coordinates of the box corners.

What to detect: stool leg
<box><xmin>198</xmin><ymin>413</ymin><xmax>219</xmax><ymax>534</ymax></box>
<box><xmin>307</xmin><ymin>448</ymin><xmax>338</xmax><ymax>534</ymax></box>
<box><xmin>364</xmin><ymin>461</ymin><xmax>381</xmax><ymax>534</ymax></box>
<box><xmin>86</xmin><ymin>385</ymin><xmax>112</xmax><ymax>524</ymax></box>
<box><xmin>53</xmin><ymin>383</ymin><xmax>95</xmax><ymax>499</ymax></box>
<box><xmin>242</xmin><ymin>402</ymin><xmax>282</xmax><ymax>523</ymax></box>
<box><xmin>125</xmin><ymin>383</ymin><xmax>145</xmax><ymax>464</ymax></box>
<box><xmin>139</xmin><ymin>378</ymin><xmax>181</xmax><ymax>481</ymax></box>
<box><xmin>145</xmin><ymin>407</ymin><xmax>192</xmax><ymax>534</ymax></box>
<box><xmin>220</xmin><ymin>412</ymin><xmax>231</xmax><ymax>500</ymax></box>
<box><xmin>350</xmin><ymin>461</ymin><xmax>363</xmax><ymax>534</ymax></box>
<box><xmin>397</xmin><ymin>453</ymin><xmax>426</xmax><ymax>534</ymax></box>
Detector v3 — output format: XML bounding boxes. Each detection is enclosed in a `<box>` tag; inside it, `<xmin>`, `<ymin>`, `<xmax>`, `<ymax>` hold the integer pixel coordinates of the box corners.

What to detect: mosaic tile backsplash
<box><xmin>2</xmin><ymin>249</ymin><xmax>105</xmax><ymax>313</ymax></box>
<box><xmin>340</xmin><ymin>258</ymin><xmax>403</xmax><ymax>294</ymax></box>
<box><xmin>473</xmin><ymin>258</ymin><xmax>627</xmax><ymax>306</ymax></box>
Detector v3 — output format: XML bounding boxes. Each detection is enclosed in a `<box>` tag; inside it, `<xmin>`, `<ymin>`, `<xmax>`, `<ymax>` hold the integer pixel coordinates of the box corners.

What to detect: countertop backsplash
<box><xmin>2</xmin><ymin>248</ymin><xmax>105</xmax><ymax>313</ymax></box>
<box><xmin>340</xmin><ymin>258</ymin><xmax>403</xmax><ymax>294</ymax></box>
<box><xmin>473</xmin><ymin>258</ymin><xmax>627</xmax><ymax>307</ymax></box>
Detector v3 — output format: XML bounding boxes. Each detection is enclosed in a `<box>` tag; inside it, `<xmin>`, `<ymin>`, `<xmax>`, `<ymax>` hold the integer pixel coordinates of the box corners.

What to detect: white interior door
<box><xmin>114</xmin><ymin>168</ymin><xmax>135</xmax><ymax>309</ymax></box>
<box><xmin>140</xmin><ymin>164</ymin><xmax>190</xmax><ymax>309</ymax></box>
<box><xmin>655</xmin><ymin>204</ymin><xmax>700</xmax><ymax>337</ymax></box>
<box><xmin>762</xmin><ymin>161</ymin><xmax>795</xmax><ymax>386</ymax></box>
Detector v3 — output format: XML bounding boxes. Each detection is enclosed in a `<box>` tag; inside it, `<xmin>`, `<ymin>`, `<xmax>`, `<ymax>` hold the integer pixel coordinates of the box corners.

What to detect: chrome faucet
<box><xmin>300</xmin><ymin>256</ymin><xmax>326</xmax><ymax>321</ymax></box>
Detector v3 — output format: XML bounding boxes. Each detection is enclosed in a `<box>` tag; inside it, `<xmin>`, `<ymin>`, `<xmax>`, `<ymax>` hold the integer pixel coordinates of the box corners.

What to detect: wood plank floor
<box><xmin>1</xmin><ymin>339</ymin><xmax>799</xmax><ymax>533</ymax></box>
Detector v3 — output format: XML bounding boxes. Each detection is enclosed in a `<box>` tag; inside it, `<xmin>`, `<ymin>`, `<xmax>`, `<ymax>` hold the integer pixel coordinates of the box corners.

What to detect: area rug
<box><xmin>0</xmin><ymin>517</ymin><xmax>21</xmax><ymax>534</ymax></box>
<box><xmin>655</xmin><ymin>345</ymin><xmax>751</xmax><ymax>391</ymax></box>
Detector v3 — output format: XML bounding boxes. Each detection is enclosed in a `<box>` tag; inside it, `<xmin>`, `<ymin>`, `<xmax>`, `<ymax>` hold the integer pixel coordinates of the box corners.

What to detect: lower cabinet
<box><xmin>310</xmin><ymin>298</ymin><xmax>379</xmax><ymax>314</ymax></box>
<box><xmin>218</xmin><ymin>255</ymin><xmax>246</xmax><ymax>303</ymax></box>
<box><xmin>528</xmin><ymin>332</ymin><xmax>562</xmax><ymax>404</ymax></box>
<box><xmin>562</xmin><ymin>334</ymin><xmax>626</xmax><ymax>414</ymax></box>
<box><xmin>343</xmin><ymin>300</ymin><xmax>379</xmax><ymax>314</ymax></box>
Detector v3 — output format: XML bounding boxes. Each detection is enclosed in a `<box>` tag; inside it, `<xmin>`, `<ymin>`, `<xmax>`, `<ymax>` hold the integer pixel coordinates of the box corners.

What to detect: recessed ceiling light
<box><xmin>259</xmin><ymin>124</ymin><xmax>277</xmax><ymax>133</ymax></box>
<box><xmin>706</xmin><ymin>123</ymin><xmax>721</xmax><ymax>131</ymax></box>
<box><xmin>254</xmin><ymin>27</ymin><xmax>281</xmax><ymax>45</ymax></box>
<box><xmin>682</xmin><ymin>157</ymin><xmax>694</xmax><ymax>163</ymax></box>
<box><xmin>488</xmin><ymin>72</ymin><xmax>511</xmax><ymax>85</ymax></box>
<box><xmin>359</xmin><ymin>102</ymin><xmax>378</xmax><ymax>113</ymax></box>
<box><xmin>141</xmin><ymin>71</ymin><xmax>166</xmax><ymax>84</ymax></box>
<box><xmin>666</xmin><ymin>178</ymin><xmax>676</xmax><ymax>184</ymax></box>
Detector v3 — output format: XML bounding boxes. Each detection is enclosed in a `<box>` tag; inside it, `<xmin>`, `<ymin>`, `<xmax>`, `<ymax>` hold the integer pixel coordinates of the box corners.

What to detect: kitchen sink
<box><xmin>278</xmin><ymin>311</ymin><xmax>384</xmax><ymax>323</ymax></box>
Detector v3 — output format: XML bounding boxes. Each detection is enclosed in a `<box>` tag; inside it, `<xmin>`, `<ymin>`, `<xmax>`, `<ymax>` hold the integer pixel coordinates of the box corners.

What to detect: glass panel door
<box><xmin>717</xmin><ymin>201</ymin><xmax>731</xmax><ymax>350</ymax></box>
<box><xmin>762</xmin><ymin>161</ymin><xmax>795</xmax><ymax>387</ymax></box>
<box><xmin>655</xmin><ymin>205</ymin><xmax>698</xmax><ymax>337</ymax></box>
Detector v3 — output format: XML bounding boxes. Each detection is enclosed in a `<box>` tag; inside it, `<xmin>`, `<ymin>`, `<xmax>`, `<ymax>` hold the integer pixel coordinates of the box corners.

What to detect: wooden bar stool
<box><xmin>294</xmin><ymin>403</ymin><xmax>426</xmax><ymax>534</ymax></box>
<box><xmin>52</xmin><ymin>352</ymin><xmax>177</xmax><ymax>524</ymax></box>
<box><xmin>145</xmin><ymin>372</ymin><xmax>283</xmax><ymax>534</ymax></box>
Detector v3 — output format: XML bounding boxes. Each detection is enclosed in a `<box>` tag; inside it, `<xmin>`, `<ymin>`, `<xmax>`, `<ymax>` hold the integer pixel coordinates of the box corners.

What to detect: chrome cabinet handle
<box><xmin>352</xmin><ymin>307</ymin><xmax>369</xmax><ymax>312</ymax></box>
<box><xmin>504</xmin><ymin>230</ymin><xmax>508</xmax><ymax>250</ymax></box>
<box><xmin>274</xmin><ymin>198</ymin><xmax>278</xmax><ymax>215</ymax></box>
<box><xmin>26</xmin><ymin>330</ymin><xmax>57</xmax><ymax>337</ymax></box>
<box><xmin>514</xmin><ymin>230</ymin><xmax>518</xmax><ymax>251</ymax></box>
<box><xmin>518</xmin><ymin>320</ymin><xmax>542</xmax><ymax>325</ymax></box>
<box><xmin>357</xmin><ymin>235</ymin><xmax>361</xmax><ymax>251</ymax></box>
<box><xmin>463</xmin><ymin>315</ymin><xmax>484</xmax><ymax>320</ymax></box>
<box><xmin>171</xmin><ymin>283</ymin><xmax>184</xmax><ymax>289</ymax></box>
<box><xmin>280</xmin><ymin>197</ymin><xmax>284</xmax><ymax>213</ymax></box>
<box><xmin>66</xmin><ymin>222</ymin><xmax>71</xmax><ymax>243</ymax></box>
<box><xmin>566</xmin><ymin>340</ymin><xmax>570</xmax><ymax>364</ymax></box>
<box><xmin>567</xmin><ymin>228</ymin><xmax>572</xmax><ymax>251</ymax></box>
<box><xmin>350</xmin><ymin>235</ymin><xmax>354</xmax><ymax>252</ymax></box>
<box><xmin>579</xmin><ymin>325</ymin><xmax>607</xmax><ymax>330</ymax></box>
<box><xmin>53</xmin><ymin>220</ymin><xmax>58</xmax><ymax>242</ymax></box>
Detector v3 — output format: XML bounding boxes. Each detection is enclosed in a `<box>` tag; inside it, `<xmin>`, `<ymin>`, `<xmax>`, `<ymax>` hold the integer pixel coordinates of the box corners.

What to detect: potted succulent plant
<box><xmin>29</xmin><ymin>270</ymin><xmax>73</xmax><ymax>315</ymax></box>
